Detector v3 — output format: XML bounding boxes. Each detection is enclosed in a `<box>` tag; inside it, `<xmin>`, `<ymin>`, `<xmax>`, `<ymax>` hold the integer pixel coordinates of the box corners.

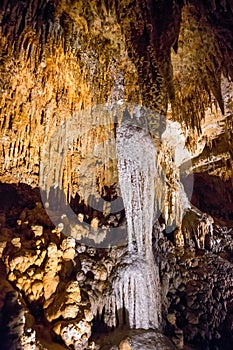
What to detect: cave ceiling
<box><xmin>0</xmin><ymin>0</ymin><xmax>232</xmax><ymax>184</ymax></box>
<box><xmin>0</xmin><ymin>1</ymin><xmax>233</xmax><ymax>349</ymax></box>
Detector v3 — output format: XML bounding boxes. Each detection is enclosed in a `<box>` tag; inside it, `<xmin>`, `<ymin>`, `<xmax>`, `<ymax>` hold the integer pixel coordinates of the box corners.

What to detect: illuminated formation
<box><xmin>0</xmin><ymin>1</ymin><xmax>232</xmax><ymax>349</ymax></box>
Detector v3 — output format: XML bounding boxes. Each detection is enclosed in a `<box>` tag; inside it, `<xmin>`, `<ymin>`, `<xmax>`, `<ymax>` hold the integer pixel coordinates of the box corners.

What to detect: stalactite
<box><xmin>182</xmin><ymin>206</ymin><xmax>214</xmax><ymax>249</ymax></box>
<box><xmin>1</xmin><ymin>0</ymin><xmax>233</xmax><ymax>185</ymax></box>
<box><xmin>97</xmin><ymin>107</ymin><xmax>162</xmax><ymax>330</ymax></box>
<box><xmin>0</xmin><ymin>2</ymin><xmax>233</xmax><ymax>349</ymax></box>
<box><xmin>116</xmin><ymin>122</ymin><xmax>156</xmax><ymax>255</ymax></box>
<box><xmin>171</xmin><ymin>3</ymin><xmax>231</xmax><ymax>135</ymax></box>
<box><xmin>156</xmin><ymin>140</ymin><xmax>190</xmax><ymax>230</ymax></box>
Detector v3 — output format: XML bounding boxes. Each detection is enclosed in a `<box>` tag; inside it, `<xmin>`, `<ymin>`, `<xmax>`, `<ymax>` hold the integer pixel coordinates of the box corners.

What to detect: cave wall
<box><xmin>0</xmin><ymin>1</ymin><xmax>233</xmax><ymax>350</ymax></box>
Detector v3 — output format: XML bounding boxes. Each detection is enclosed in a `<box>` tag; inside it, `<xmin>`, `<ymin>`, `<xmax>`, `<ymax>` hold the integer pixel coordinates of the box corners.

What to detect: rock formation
<box><xmin>0</xmin><ymin>0</ymin><xmax>233</xmax><ymax>349</ymax></box>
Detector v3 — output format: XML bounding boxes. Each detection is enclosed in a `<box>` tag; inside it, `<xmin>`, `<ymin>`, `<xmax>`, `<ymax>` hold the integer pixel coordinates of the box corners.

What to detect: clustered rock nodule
<box><xmin>0</xmin><ymin>191</ymin><xmax>122</xmax><ymax>350</ymax></box>
<box><xmin>0</xmin><ymin>186</ymin><xmax>233</xmax><ymax>350</ymax></box>
<box><xmin>156</xmin><ymin>219</ymin><xmax>233</xmax><ymax>350</ymax></box>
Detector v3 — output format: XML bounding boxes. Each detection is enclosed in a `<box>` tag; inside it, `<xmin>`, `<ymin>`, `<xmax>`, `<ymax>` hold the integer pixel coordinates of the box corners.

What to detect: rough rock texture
<box><xmin>155</xmin><ymin>221</ymin><xmax>233</xmax><ymax>350</ymax></box>
<box><xmin>0</xmin><ymin>185</ymin><xmax>120</xmax><ymax>349</ymax></box>
<box><xmin>0</xmin><ymin>183</ymin><xmax>232</xmax><ymax>349</ymax></box>
<box><xmin>0</xmin><ymin>0</ymin><xmax>233</xmax><ymax>349</ymax></box>
<box><xmin>0</xmin><ymin>0</ymin><xmax>233</xmax><ymax>186</ymax></box>
<box><xmin>93</xmin><ymin>329</ymin><xmax>177</xmax><ymax>350</ymax></box>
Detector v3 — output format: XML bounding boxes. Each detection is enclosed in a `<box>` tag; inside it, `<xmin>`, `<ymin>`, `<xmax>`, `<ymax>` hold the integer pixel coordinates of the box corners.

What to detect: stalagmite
<box><xmin>100</xmin><ymin>108</ymin><xmax>161</xmax><ymax>329</ymax></box>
